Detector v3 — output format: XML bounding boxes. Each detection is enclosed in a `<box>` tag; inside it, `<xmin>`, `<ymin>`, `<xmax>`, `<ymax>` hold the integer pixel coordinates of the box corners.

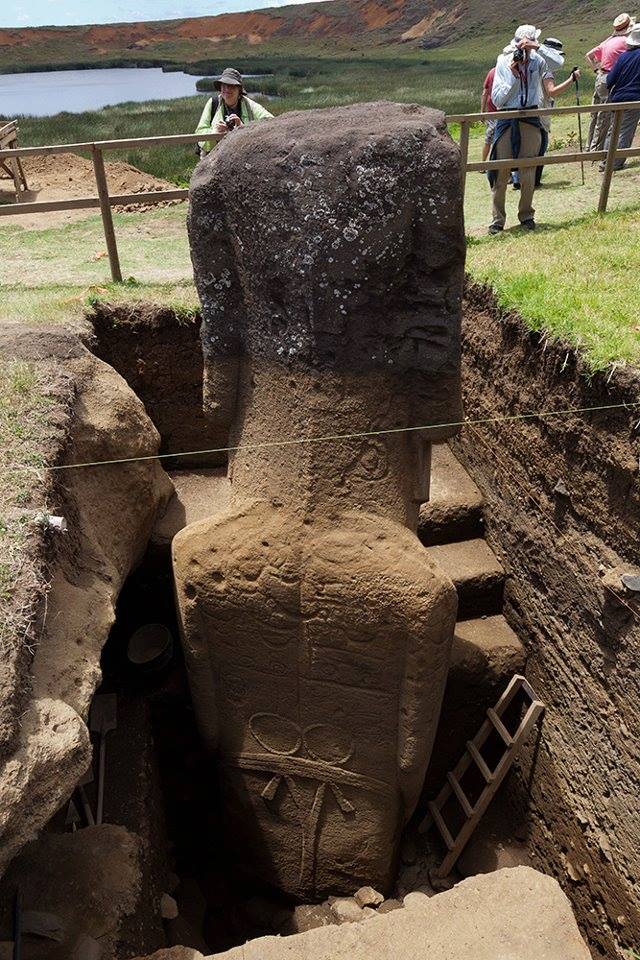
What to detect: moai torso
<box><xmin>173</xmin><ymin>102</ymin><xmax>465</xmax><ymax>899</ymax></box>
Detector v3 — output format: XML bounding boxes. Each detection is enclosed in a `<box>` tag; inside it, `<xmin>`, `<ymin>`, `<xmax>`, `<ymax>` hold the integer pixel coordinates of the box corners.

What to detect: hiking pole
<box><xmin>573</xmin><ymin>66</ymin><xmax>586</xmax><ymax>185</ymax></box>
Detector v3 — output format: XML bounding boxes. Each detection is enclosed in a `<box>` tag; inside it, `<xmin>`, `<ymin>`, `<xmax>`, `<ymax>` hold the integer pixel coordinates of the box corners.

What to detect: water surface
<box><xmin>0</xmin><ymin>67</ymin><xmax>204</xmax><ymax>117</ymax></box>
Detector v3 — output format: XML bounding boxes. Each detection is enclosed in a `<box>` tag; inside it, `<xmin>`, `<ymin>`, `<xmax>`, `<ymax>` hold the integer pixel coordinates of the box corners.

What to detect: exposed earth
<box><xmin>0</xmin><ymin>153</ymin><xmax>182</xmax><ymax>227</ymax></box>
<box><xmin>0</xmin><ymin>0</ymin><xmax>626</xmax><ymax>71</ymax></box>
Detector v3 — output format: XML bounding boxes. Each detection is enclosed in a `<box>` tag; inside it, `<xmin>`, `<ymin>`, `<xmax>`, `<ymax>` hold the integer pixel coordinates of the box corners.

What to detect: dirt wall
<box><xmin>456</xmin><ymin>283</ymin><xmax>640</xmax><ymax>959</ymax></box>
<box><xmin>90</xmin><ymin>304</ymin><xmax>226</xmax><ymax>468</ymax></box>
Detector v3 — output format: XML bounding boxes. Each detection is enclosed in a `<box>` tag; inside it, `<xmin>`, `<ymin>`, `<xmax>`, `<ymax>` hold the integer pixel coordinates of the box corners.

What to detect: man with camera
<box><xmin>488</xmin><ymin>25</ymin><xmax>548</xmax><ymax>234</ymax></box>
<box><xmin>196</xmin><ymin>67</ymin><xmax>273</xmax><ymax>156</ymax></box>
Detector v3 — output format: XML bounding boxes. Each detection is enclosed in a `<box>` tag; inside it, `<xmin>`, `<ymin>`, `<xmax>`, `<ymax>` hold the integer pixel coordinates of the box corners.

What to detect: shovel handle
<box><xmin>13</xmin><ymin>889</ymin><xmax>21</xmax><ymax>960</ymax></box>
<box><xmin>78</xmin><ymin>785</ymin><xmax>95</xmax><ymax>827</ymax></box>
<box><xmin>96</xmin><ymin>734</ymin><xmax>106</xmax><ymax>826</ymax></box>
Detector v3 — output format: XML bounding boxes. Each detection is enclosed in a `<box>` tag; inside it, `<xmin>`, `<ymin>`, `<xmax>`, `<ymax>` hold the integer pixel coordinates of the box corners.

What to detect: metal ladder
<box><xmin>419</xmin><ymin>673</ymin><xmax>544</xmax><ymax>878</ymax></box>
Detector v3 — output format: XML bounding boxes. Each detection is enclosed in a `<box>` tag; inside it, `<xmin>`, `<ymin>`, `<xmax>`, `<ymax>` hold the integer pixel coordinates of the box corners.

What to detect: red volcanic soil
<box><xmin>0</xmin><ymin>0</ymin><xmax>462</xmax><ymax>60</ymax></box>
<box><xmin>0</xmin><ymin>0</ymin><xmax>624</xmax><ymax>64</ymax></box>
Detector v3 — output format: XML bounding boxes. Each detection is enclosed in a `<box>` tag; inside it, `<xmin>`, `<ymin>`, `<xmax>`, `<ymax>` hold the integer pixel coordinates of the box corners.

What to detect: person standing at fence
<box><xmin>539</xmin><ymin>39</ymin><xmax>581</xmax><ymax>137</ymax></box>
<box><xmin>585</xmin><ymin>14</ymin><xmax>635</xmax><ymax>152</ymax></box>
<box><xmin>481</xmin><ymin>66</ymin><xmax>498</xmax><ymax>161</ymax></box>
<box><xmin>600</xmin><ymin>22</ymin><xmax>640</xmax><ymax>172</ymax></box>
<box><xmin>511</xmin><ymin>39</ymin><xmax>580</xmax><ymax>190</ymax></box>
<box><xmin>196</xmin><ymin>67</ymin><xmax>273</xmax><ymax>156</ymax></box>
<box><xmin>488</xmin><ymin>25</ymin><xmax>548</xmax><ymax>234</ymax></box>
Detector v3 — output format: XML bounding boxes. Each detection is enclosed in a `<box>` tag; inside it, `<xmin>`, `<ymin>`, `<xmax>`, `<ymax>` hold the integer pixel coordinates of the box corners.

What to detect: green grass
<box><xmin>0</xmin><ymin>360</ymin><xmax>50</xmax><ymax>644</ymax></box>
<box><xmin>4</xmin><ymin>21</ymin><xmax>639</xmax><ymax>374</ymax></box>
<box><xmin>14</xmin><ymin>21</ymin><xmax>611</xmax><ymax>185</ymax></box>
<box><xmin>0</xmin><ymin>207</ymin><xmax>192</xmax><ymax>286</ymax></box>
<box><xmin>466</xmin><ymin>206</ymin><xmax>640</xmax><ymax>369</ymax></box>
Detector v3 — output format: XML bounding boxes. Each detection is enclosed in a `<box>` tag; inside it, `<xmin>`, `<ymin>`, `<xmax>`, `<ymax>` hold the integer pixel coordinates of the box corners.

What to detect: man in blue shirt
<box><xmin>488</xmin><ymin>25</ymin><xmax>548</xmax><ymax>234</ymax></box>
<box><xmin>600</xmin><ymin>23</ymin><xmax>640</xmax><ymax>171</ymax></box>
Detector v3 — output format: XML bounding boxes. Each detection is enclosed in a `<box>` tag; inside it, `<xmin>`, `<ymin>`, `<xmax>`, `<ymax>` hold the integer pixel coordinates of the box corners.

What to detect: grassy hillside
<box><xmin>13</xmin><ymin>20</ymin><xmax>613</xmax><ymax>184</ymax></box>
<box><xmin>0</xmin><ymin>0</ymin><xmax>622</xmax><ymax>74</ymax></box>
<box><xmin>2</xmin><ymin>12</ymin><xmax>638</xmax><ymax>375</ymax></box>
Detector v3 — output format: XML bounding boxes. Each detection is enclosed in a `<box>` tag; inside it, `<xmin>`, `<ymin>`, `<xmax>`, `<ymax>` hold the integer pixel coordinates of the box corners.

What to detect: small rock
<box><xmin>621</xmin><ymin>573</ymin><xmax>640</xmax><ymax>593</ymax></box>
<box><xmin>403</xmin><ymin>890</ymin><xmax>431</xmax><ymax>912</ymax></box>
<box><xmin>160</xmin><ymin>894</ymin><xmax>179</xmax><ymax>921</ymax></box>
<box><xmin>287</xmin><ymin>904</ymin><xmax>335</xmax><ymax>934</ymax></box>
<box><xmin>377</xmin><ymin>898</ymin><xmax>404</xmax><ymax>915</ymax></box>
<box><xmin>354</xmin><ymin>885</ymin><xmax>384</xmax><ymax>908</ymax></box>
<box><xmin>361</xmin><ymin>907</ymin><xmax>378</xmax><ymax>920</ymax></box>
<box><xmin>331</xmin><ymin>897</ymin><xmax>364</xmax><ymax>923</ymax></box>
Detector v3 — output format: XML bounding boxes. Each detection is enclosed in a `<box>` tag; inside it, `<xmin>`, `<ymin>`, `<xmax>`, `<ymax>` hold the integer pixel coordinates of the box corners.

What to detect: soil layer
<box><xmin>456</xmin><ymin>282</ymin><xmax>640</xmax><ymax>959</ymax></box>
<box><xmin>90</xmin><ymin>302</ymin><xmax>225</xmax><ymax>467</ymax></box>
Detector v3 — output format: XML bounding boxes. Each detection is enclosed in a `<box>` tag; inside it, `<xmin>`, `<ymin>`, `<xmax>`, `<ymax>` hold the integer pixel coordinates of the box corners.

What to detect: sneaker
<box><xmin>512</xmin><ymin>181</ymin><xmax>521</xmax><ymax>191</ymax></box>
<box><xmin>520</xmin><ymin>219</ymin><xmax>536</xmax><ymax>230</ymax></box>
<box><xmin>488</xmin><ymin>223</ymin><xmax>504</xmax><ymax>235</ymax></box>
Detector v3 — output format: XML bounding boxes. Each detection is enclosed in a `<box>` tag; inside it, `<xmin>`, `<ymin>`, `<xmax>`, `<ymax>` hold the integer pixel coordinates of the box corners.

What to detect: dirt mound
<box><xmin>0</xmin><ymin>152</ymin><xmax>182</xmax><ymax>227</ymax></box>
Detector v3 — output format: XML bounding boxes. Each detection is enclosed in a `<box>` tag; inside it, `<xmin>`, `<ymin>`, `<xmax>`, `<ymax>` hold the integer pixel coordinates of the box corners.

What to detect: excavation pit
<box><xmin>0</xmin><ymin>286</ymin><xmax>638</xmax><ymax>959</ymax></box>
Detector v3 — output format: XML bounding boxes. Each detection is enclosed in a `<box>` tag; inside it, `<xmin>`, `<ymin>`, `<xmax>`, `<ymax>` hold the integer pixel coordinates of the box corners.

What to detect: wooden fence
<box><xmin>0</xmin><ymin>121</ymin><xmax>29</xmax><ymax>198</ymax></box>
<box><xmin>0</xmin><ymin>99</ymin><xmax>639</xmax><ymax>283</ymax></box>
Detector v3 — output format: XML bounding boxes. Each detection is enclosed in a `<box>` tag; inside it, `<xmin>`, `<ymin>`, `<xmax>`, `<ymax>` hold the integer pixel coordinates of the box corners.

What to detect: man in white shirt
<box><xmin>489</xmin><ymin>25</ymin><xmax>548</xmax><ymax>234</ymax></box>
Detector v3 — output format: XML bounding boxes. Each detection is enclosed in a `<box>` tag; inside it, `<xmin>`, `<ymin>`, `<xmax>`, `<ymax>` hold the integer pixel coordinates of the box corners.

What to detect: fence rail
<box><xmin>1</xmin><ymin>100</ymin><xmax>639</xmax><ymax>282</ymax></box>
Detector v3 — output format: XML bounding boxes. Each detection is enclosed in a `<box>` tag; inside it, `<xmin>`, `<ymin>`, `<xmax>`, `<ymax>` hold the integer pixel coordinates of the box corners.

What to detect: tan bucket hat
<box><xmin>214</xmin><ymin>67</ymin><xmax>244</xmax><ymax>91</ymax></box>
<box><xmin>613</xmin><ymin>13</ymin><xmax>634</xmax><ymax>32</ymax></box>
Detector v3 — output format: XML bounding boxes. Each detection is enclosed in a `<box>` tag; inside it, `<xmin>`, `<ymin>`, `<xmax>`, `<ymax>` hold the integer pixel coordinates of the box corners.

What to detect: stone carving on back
<box><xmin>173</xmin><ymin>101</ymin><xmax>465</xmax><ymax>899</ymax></box>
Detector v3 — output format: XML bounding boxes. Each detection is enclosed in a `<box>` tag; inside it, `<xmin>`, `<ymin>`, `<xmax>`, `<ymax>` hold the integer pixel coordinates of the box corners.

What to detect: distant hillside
<box><xmin>0</xmin><ymin>0</ymin><xmax>616</xmax><ymax>73</ymax></box>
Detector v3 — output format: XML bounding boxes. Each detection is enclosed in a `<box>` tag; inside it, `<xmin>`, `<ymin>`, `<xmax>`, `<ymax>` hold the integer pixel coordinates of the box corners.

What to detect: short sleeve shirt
<box><xmin>586</xmin><ymin>35</ymin><xmax>628</xmax><ymax>71</ymax></box>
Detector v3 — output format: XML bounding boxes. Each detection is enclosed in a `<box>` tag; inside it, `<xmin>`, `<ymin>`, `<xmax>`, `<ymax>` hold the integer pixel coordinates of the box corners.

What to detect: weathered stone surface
<box><xmin>200</xmin><ymin>868</ymin><xmax>590</xmax><ymax>960</ymax></box>
<box><xmin>426</xmin><ymin>614</ymin><xmax>526</xmax><ymax>788</ymax></box>
<box><xmin>424</xmin><ymin>538</ymin><xmax>505</xmax><ymax>616</ymax></box>
<box><xmin>457</xmin><ymin>835</ymin><xmax>532</xmax><ymax>878</ymax></box>
<box><xmin>0</xmin><ymin>825</ymin><xmax>141</xmax><ymax>960</ymax></box>
<box><xmin>330</xmin><ymin>897</ymin><xmax>364</xmax><ymax>923</ymax></box>
<box><xmin>132</xmin><ymin>950</ymin><xmax>204</xmax><ymax>960</ymax></box>
<box><xmin>152</xmin><ymin>468</ymin><xmax>230</xmax><ymax>549</ymax></box>
<box><xmin>418</xmin><ymin>443</ymin><xmax>484</xmax><ymax>545</ymax></box>
<box><xmin>0</xmin><ymin>332</ymin><xmax>172</xmax><ymax>875</ymax></box>
<box><xmin>376</xmin><ymin>898</ymin><xmax>403</xmax><ymax>915</ymax></box>
<box><xmin>174</xmin><ymin>102</ymin><xmax>464</xmax><ymax>898</ymax></box>
<box><xmin>354</xmin><ymin>886</ymin><xmax>384</xmax><ymax>908</ymax></box>
<box><xmin>286</xmin><ymin>903</ymin><xmax>336</xmax><ymax>934</ymax></box>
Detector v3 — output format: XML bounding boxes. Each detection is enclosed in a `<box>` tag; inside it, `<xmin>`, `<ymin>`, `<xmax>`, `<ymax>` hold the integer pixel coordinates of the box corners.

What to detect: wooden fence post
<box><xmin>459</xmin><ymin>120</ymin><xmax>471</xmax><ymax>194</ymax></box>
<box><xmin>91</xmin><ymin>144</ymin><xmax>122</xmax><ymax>283</ymax></box>
<box><xmin>598</xmin><ymin>109</ymin><xmax>623</xmax><ymax>214</ymax></box>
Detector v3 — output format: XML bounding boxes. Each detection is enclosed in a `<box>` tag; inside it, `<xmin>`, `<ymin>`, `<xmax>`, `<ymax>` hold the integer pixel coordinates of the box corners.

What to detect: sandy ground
<box><xmin>0</xmin><ymin>152</ymin><xmax>183</xmax><ymax>227</ymax></box>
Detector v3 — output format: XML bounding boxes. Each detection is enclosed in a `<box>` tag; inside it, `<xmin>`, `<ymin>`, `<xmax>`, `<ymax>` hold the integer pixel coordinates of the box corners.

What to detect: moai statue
<box><xmin>174</xmin><ymin>102</ymin><xmax>465</xmax><ymax>899</ymax></box>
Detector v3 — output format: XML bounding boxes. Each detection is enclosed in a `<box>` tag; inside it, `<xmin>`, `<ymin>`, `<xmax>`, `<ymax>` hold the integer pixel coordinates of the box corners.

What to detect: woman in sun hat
<box><xmin>600</xmin><ymin>21</ymin><xmax>640</xmax><ymax>171</ymax></box>
<box><xmin>585</xmin><ymin>14</ymin><xmax>636</xmax><ymax>151</ymax></box>
<box><xmin>195</xmin><ymin>67</ymin><xmax>274</xmax><ymax>155</ymax></box>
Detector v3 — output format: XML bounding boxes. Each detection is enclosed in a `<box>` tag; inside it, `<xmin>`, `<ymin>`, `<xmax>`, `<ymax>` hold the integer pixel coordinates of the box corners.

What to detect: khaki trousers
<box><xmin>587</xmin><ymin>71</ymin><xmax>611</xmax><ymax>152</ymax></box>
<box><xmin>491</xmin><ymin>122</ymin><xmax>542</xmax><ymax>228</ymax></box>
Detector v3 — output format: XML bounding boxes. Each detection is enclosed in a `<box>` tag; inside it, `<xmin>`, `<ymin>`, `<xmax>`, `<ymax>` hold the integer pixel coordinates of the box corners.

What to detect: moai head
<box><xmin>178</xmin><ymin>103</ymin><xmax>464</xmax><ymax>899</ymax></box>
<box><xmin>188</xmin><ymin>102</ymin><xmax>465</xmax><ymax>529</ymax></box>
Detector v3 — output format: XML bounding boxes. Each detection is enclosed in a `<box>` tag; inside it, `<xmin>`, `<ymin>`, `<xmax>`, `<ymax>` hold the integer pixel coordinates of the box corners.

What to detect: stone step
<box><xmin>424</xmin><ymin>538</ymin><xmax>505</xmax><ymax>618</ymax></box>
<box><xmin>425</xmin><ymin>615</ymin><xmax>526</xmax><ymax>794</ymax></box>
<box><xmin>419</xmin><ymin>443</ymin><xmax>484</xmax><ymax>547</ymax></box>
<box><xmin>151</xmin><ymin>468</ymin><xmax>230</xmax><ymax>550</ymax></box>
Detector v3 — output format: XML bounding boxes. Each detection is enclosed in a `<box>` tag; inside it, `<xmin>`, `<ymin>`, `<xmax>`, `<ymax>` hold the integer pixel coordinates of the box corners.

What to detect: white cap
<box><xmin>514</xmin><ymin>24</ymin><xmax>542</xmax><ymax>41</ymax></box>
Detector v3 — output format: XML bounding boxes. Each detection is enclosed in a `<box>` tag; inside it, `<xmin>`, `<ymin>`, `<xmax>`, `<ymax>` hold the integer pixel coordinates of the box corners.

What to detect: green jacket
<box><xmin>196</xmin><ymin>95</ymin><xmax>274</xmax><ymax>153</ymax></box>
